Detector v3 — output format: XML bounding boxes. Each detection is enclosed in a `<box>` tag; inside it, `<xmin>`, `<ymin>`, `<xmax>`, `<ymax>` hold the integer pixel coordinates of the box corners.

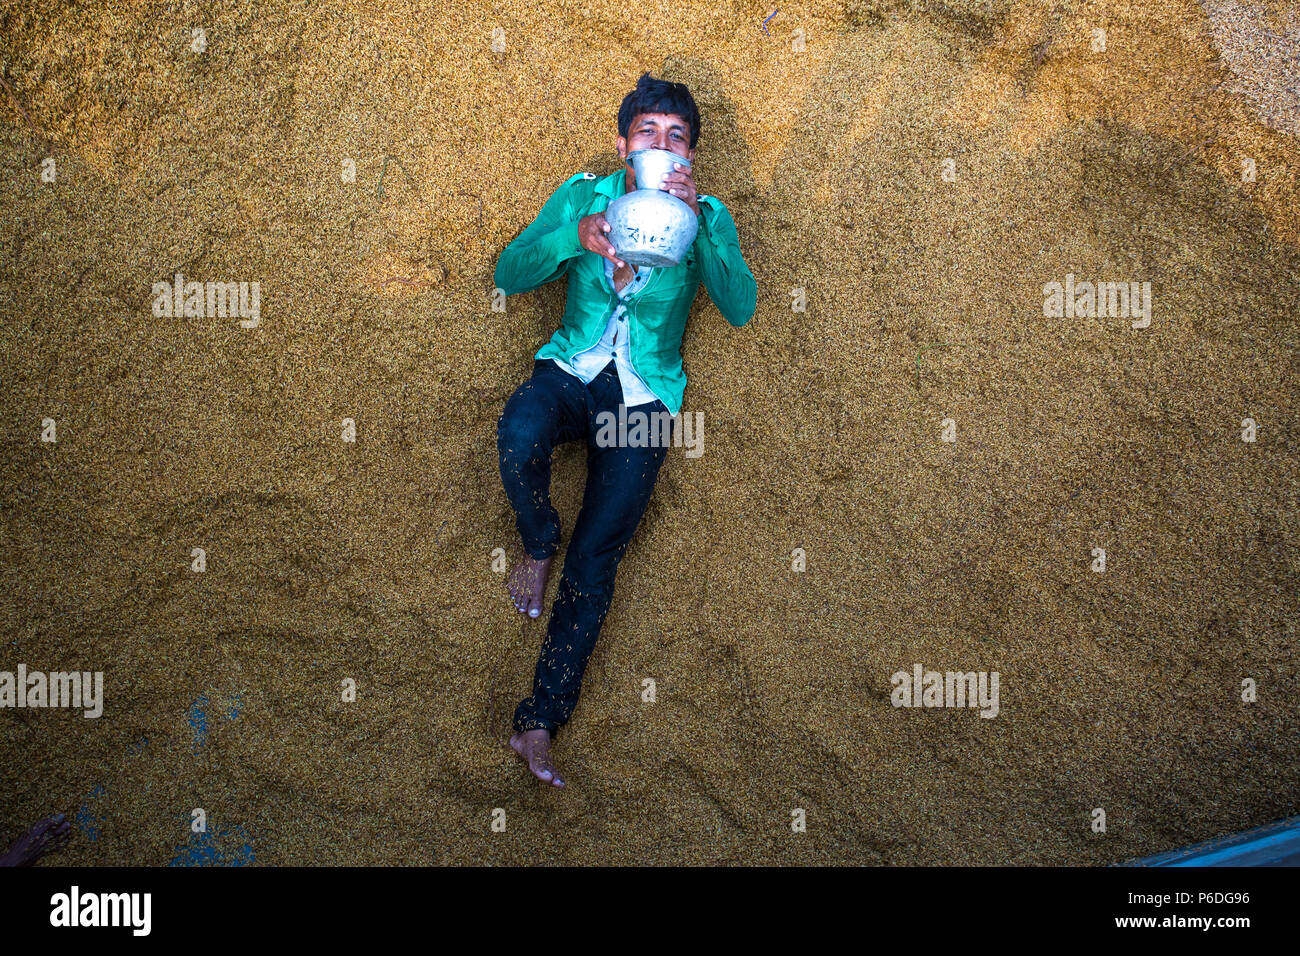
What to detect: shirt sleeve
<box><xmin>692</xmin><ymin>197</ymin><xmax>757</xmax><ymax>327</ymax></box>
<box><xmin>493</xmin><ymin>177</ymin><xmax>588</xmax><ymax>296</ymax></box>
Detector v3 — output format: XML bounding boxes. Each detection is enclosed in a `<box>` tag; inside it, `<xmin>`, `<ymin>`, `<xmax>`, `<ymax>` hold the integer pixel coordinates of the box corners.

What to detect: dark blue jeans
<box><xmin>497</xmin><ymin>359</ymin><xmax>670</xmax><ymax>736</ymax></box>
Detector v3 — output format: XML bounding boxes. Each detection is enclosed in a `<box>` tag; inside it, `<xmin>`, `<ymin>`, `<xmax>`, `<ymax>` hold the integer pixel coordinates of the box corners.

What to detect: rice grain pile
<box><xmin>1</xmin><ymin>0</ymin><xmax>1297</xmax><ymax>864</ymax></box>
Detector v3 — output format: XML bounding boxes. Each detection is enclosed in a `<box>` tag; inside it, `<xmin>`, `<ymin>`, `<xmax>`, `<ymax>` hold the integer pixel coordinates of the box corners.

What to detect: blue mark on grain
<box><xmin>75</xmin><ymin>784</ymin><xmax>106</xmax><ymax>842</ymax></box>
<box><xmin>168</xmin><ymin>824</ymin><xmax>255</xmax><ymax>867</ymax></box>
<box><xmin>188</xmin><ymin>693</ymin><xmax>210</xmax><ymax>752</ymax></box>
<box><xmin>188</xmin><ymin>690</ymin><xmax>243</xmax><ymax>751</ymax></box>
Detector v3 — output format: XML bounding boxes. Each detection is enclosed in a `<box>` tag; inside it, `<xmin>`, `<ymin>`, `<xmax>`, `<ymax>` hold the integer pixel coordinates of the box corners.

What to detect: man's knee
<box><xmin>498</xmin><ymin>419</ymin><xmax>538</xmax><ymax>465</ymax></box>
<box><xmin>497</xmin><ymin>399</ymin><xmax>552</xmax><ymax>469</ymax></box>
<box><xmin>498</xmin><ymin>373</ymin><xmax>577</xmax><ymax>464</ymax></box>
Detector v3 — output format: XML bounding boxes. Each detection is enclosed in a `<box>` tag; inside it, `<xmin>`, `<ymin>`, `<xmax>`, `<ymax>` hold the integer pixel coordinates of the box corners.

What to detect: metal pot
<box><xmin>603</xmin><ymin>148</ymin><xmax>698</xmax><ymax>268</ymax></box>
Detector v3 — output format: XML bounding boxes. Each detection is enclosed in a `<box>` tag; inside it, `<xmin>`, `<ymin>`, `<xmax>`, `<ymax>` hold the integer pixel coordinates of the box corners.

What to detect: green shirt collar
<box><xmin>595</xmin><ymin>169</ymin><xmax>627</xmax><ymax>200</ymax></box>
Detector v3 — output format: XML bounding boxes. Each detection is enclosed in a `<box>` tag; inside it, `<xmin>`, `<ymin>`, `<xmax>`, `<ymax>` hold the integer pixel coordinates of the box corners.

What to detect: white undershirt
<box><xmin>549</xmin><ymin>256</ymin><xmax>660</xmax><ymax>407</ymax></box>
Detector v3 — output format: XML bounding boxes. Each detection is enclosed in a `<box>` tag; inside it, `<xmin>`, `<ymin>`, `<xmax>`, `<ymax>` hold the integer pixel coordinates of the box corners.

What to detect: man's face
<box><xmin>617</xmin><ymin>112</ymin><xmax>695</xmax><ymax>178</ymax></box>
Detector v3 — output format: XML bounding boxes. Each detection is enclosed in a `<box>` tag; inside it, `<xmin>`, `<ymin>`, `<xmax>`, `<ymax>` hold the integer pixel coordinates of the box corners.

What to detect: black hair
<box><xmin>617</xmin><ymin>72</ymin><xmax>700</xmax><ymax>150</ymax></box>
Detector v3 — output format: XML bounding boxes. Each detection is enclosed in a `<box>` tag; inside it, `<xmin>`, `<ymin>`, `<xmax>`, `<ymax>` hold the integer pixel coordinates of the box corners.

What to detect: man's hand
<box><xmin>660</xmin><ymin>162</ymin><xmax>701</xmax><ymax>217</ymax></box>
<box><xmin>579</xmin><ymin>213</ymin><xmax>626</xmax><ymax>270</ymax></box>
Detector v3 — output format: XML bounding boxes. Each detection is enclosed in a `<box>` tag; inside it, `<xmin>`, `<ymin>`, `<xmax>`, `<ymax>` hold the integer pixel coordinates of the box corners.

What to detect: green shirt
<box><xmin>494</xmin><ymin>168</ymin><xmax>756</xmax><ymax>416</ymax></box>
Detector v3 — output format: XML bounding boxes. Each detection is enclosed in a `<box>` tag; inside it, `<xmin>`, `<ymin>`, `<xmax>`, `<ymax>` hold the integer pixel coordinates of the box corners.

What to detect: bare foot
<box><xmin>509</xmin><ymin>729</ymin><xmax>565</xmax><ymax>788</ymax></box>
<box><xmin>508</xmin><ymin>555</ymin><xmax>553</xmax><ymax>619</ymax></box>
<box><xmin>0</xmin><ymin>813</ymin><xmax>71</xmax><ymax>866</ymax></box>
